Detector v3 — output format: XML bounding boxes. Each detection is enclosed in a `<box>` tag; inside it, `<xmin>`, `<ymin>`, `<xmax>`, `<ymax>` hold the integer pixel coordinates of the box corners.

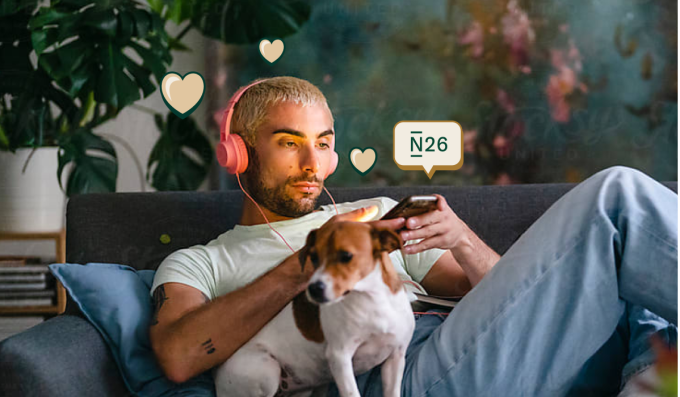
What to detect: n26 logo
<box><xmin>394</xmin><ymin>121</ymin><xmax>463</xmax><ymax>178</ymax></box>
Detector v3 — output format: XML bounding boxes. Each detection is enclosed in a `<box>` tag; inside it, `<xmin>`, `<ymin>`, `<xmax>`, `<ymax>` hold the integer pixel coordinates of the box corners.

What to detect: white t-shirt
<box><xmin>150</xmin><ymin>197</ymin><xmax>447</xmax><ymax>300</ymax></box>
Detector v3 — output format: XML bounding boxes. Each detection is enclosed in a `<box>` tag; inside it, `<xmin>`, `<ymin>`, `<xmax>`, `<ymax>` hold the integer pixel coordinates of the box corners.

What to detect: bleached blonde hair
<box><xmin>230</xmin><ymin>76</ymin><xmax>334</xmax><ymax>148</ymax></box>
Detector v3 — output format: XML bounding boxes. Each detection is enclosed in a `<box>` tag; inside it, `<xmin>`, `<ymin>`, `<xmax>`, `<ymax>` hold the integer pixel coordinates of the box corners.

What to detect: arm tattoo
<box><xmin>150</xmin><ymin>285</ymin><xmax>169</xmax><ymax>326</ymax></box>
<box><xmin>202</xmin><ymin>338</ymin><xmax>216</xmax><ymax>355</ymax></box>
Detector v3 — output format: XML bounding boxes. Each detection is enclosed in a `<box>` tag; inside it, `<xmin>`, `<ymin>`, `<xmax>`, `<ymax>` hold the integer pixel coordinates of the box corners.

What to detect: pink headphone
<box><xmin>216</xmin><ymin>79</ymin><xmax>339</xmax><ymax>178</ymax></box>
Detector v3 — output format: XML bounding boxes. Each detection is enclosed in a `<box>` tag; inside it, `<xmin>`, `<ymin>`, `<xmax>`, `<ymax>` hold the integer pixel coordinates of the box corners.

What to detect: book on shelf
<box><xmin>0</xmin><ymin>298</ymin><xmax>53</xmax><ymax>307</ymax></box>
<box><xmin>0</xmin><ymin>256</ymin><xmax>44</xmax><ymax>267</ymax></box>
<box><xmin>0</xmin><ymin>265</ymin><xmax>51</xmax><ymax>274</ymax></box>
<box><xmin>0</xmin><ymin>282</ymin><xmax>48</xmax><ymax>291</ymax></box>
<box><xmin>0</xmin><ymin>290</ymin><xmax>55</xmax><ymax>299</ymax></box>
<box><xmin>0</xmin><ymin>273</ymin><xmax>46</xmax><ymax>283</ymax></box>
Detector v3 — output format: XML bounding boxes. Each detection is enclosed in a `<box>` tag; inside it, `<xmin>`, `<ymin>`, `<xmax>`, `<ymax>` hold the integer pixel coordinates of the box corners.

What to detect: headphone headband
<box><xmin>220</xmin><ymin>79</ymin><xmax>269</xmax><ymax>143</ymax></box>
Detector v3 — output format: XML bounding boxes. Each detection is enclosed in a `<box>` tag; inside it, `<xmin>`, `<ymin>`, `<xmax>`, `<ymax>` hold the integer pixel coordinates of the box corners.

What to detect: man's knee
<box><xmin>586</xmin><ymin>166</ymin><xmax>655</xmax><ymax>199</ymax></box>
<box><xmin>592</xmin><ymin>166</ymin><xmax>649</xmax><ymax>184</ymax></box>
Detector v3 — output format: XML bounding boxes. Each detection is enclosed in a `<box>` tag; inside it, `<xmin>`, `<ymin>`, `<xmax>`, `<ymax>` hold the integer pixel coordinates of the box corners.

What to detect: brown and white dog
<box><xmin>213</xmin><ymin>221</ymin><xmax>416</xmax><ymax>397</ymax></box>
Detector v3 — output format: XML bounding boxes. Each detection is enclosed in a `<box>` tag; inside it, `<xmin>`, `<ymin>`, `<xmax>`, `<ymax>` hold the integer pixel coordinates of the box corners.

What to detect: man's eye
<box><xmin>284</xmin><ymin>141</ymin><xmax>296</xmax><ymax>148</ymax></box>
<box><xmin>319</xmin><ymin>142</ymin><xmax>330</xmax><ymax>149</ymax></box>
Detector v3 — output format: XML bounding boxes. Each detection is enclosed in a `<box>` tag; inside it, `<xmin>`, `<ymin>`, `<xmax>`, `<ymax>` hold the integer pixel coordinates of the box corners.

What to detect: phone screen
<box><xmin>381</xmin><ymin>195</ymin><xmax>438</xmax><ymax>220</ymax></box>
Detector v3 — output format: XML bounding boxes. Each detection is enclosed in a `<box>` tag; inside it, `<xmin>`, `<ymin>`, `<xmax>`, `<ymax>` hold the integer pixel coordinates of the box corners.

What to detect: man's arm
<box><xmin>149</xmin><ymin>251</ymin><xmax>310</xmax><ymax>384</ymax></box>
<box><xmin>448</xmin><ymin>221</ymin><xmax>500</xmax><ymax>286</ymax></box>
<box><xmin>419</xmin><ymin>225</ymin><xmax>500</xmax><ymax>296</ymax></box>
<box><xmin>420</xmin><ymin>251</ymin><xmax>472</xmax><ymax>296</ymax></box>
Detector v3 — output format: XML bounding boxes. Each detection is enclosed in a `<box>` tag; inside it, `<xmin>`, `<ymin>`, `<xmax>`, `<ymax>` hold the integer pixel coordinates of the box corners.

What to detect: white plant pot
<box><xmin>0</xmin><ymin>147</ymin><xmax>67</xmax><ymax>233</ymax></box>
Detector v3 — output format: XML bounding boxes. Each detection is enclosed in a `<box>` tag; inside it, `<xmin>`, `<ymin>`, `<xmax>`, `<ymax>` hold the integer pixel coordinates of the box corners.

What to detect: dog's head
<box><xmin>299</xmin><ymin>221</ymin><xmax>403</xmax><ymax>304</ymax></box>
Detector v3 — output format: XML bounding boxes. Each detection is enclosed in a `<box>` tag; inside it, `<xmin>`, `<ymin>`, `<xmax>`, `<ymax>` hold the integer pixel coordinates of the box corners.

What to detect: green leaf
<box><xmin>128</xmin><ymin>41</ymin><xmax>167</xmax><ymax>82</ymax></box>
<box><xmin>149</xmin><ymin>0</ymin><xmax>193</xmax><ymax>24</ymax></box>
<box><xmin>79</xmin><ymin>91</ymin><xmax>97</xmax><ymax>127</ymax></box>
<box><xmin>95</xmin><ymin>41</ymin><xmax>141</xmax><ymax>108</ymax></box>
<box><xmin>167</xmin><ymin>36</ymin><xmax>191</xmax><ymax>52</ymax></box>
<box><xmin>55</xmin><ymin>38</ymin><xmax>91</xmax><ymax>75</ymax></box>
<box><xmin>0</xmin><ymin>122</ymin><xmax>9</xmax><ymax>149</ymax></box>
<box><xmin>0</xmin><ymin>48</ymin><xmax>77</xmax><ymax>151</ymax></box>
<box><xmin>131</xmin><ymin>8</ymin><xmax>151</xmax><ymax>38</ymax></box>
<box><xmin>0</xmin><ymin>0</ymin><xmax>38</xmax><ymax>17</ymax></box>
<box><xmin>147</xmin><ymin>113</ymin><xmax>212</xmax><ymax>191</ymax></box>
<box><xmin>122</xmin><ymin>57</ymin><xmax>155</xmax><ymax>97</ymax></box>
<box><xmin>82</xmin><ymin>9</ymin><xmax>117</xmax><ymax>37</ymax></box>
<box><xmin>30</xmin><ymin>2</ymin><xmax>171</xmax><ymax>107</ymax></box>
<box><xmin>117</xmin><ymin>10</ymin><xmax>134</xmax><ymax>43</ymax></box>
<box><xmin>57</xmin><ymin>129</ymin><xmax>117</xmax><ymax>197</ymax></box>
<box><xmin>29</xmin><ymin>8</ymin><xmax>73</xmax><ymax>31</ymax></box>
<box><xmin>1</xmin><ymin>11</ymin><xmax>34</xmax><ymax>74</ymax></box>
<box><xmin>191</xmin><ymin>0</ymin><xmax>312</xmax><ymax>44</ymax></box>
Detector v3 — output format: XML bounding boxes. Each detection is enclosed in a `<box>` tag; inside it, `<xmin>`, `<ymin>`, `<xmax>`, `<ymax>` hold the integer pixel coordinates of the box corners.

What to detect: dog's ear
<box><xmin>371</xmin><ymin>227</ymin><xmax>403</xmax><ymax>256</ymax></box>
<box><xmin>379</xmin><ymin>251</ymin><xmax>402</xmax><ymax>294</ymax></box>
<box><xmin>299</xmin><ymin>229</ymin><xmax>318</xmax><ymax>272</ymax></box>
<box><xmin>371</xmin><ymin>228</ymin><xmax>404</xmax><ymax>293</ymax></box>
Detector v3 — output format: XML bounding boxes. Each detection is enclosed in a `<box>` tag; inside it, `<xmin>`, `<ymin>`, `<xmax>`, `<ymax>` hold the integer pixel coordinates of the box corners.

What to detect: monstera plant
<box><xmin>0</xmin><ymin>0</ymin><xmax>312</xmax><ymax>196</ymax></box>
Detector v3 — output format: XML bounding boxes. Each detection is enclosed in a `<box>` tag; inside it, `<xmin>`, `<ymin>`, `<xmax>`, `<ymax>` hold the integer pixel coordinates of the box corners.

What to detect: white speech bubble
<box><xmin>393</xmin><ymin>121</ymin><xmax>463</xmax><ymax>178</ymax></box>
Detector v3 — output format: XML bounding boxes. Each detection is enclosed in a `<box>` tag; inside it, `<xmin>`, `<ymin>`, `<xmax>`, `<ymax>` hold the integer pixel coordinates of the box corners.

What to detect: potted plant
<box><xmin>0</xmin><ymin>0</ymin><xmax>312</xmax><ymax>232</ymax></box>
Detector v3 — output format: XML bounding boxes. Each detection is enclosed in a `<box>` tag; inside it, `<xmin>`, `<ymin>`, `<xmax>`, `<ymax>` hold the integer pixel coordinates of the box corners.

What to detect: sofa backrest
<box><xmin>66</xmin><ymin>182</ymin><xmax>677</xmax><ymax>271</ymax></box>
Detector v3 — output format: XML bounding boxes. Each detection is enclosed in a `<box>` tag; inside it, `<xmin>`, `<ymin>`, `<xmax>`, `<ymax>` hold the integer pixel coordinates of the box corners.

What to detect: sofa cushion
<box><xmin>49</xmin><ymin>262</ymin><xmax>215</xmax><ymax>397</ymax></box>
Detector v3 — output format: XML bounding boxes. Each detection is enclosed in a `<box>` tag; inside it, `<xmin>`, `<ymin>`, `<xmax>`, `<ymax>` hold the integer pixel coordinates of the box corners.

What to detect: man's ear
<box><xmin>371</xmin><ymin>227</ymin><xmax>403</xmax><ymax>257</ymax></box>
<box><xmin>242</xmin><ymin>140</ymin><xmax>256</xmax><ymax>174</ymax></box>
<box><xmin>299</xmin><ymin>229</ymin><xmax>318</xmax><ymax>272</ymax></box>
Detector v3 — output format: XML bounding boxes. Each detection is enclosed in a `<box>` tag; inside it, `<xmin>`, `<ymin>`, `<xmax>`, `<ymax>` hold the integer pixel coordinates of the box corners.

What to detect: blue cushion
<box><xmin>49</xmin><ymin>262</ymin><xmax>215</xmax><ymax>397</ymax></box>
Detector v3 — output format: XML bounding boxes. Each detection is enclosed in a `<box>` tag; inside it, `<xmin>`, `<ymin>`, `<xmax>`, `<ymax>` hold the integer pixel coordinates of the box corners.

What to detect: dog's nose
<box><xmin>308</xmin><ymin>281</ymin><xmax>328</xmax><ymax>303</ymax></box>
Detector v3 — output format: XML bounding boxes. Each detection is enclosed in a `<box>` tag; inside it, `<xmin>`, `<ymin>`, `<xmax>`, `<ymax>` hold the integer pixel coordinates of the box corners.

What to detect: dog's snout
<box><xmin>308</xmin><ymin>281</ymin><xmax>328</xmax><ymax>303</ymax></box>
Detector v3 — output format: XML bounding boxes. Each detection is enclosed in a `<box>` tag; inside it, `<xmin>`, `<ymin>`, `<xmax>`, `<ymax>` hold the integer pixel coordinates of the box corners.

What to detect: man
<box><xmin>149</xmin><ymin>76</ymin><xmax>677</xmax><ymax>396</ymax></box>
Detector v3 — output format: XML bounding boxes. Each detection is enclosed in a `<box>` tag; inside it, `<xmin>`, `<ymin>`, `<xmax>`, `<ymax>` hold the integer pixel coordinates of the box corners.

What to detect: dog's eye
<box><xmin>338</xmin><ymin>251</ymin><xmax>353</xmax><ymax>263</ymax></box>
<box><xmin>310</xmin><ymin>252</ymin><xmax>319</xmax><ymax>265</ymax></box>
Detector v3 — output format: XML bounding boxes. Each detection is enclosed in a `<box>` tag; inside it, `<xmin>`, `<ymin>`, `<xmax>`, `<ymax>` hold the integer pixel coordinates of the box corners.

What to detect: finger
<box><xmin>402</xmin><ymin>236</ymin><xmax>443</xmax><ymax>255</ymax></box>
<box><xmin>369</xmin><ymin>217</ymin><xmax>406</xmax><ymax>231</ymax></box>
<box><xmin>405</xmin><ymin>207</ymin><xmax>443</xmax><ymax>230</ymax></box>
<box><xmin>434</xmin><ymin>194</ymin><xmax>448</xmax><ymax>211</ymax></box>
<box><xmin>400</xmin><ymin>223</ymin><xmax>444</xmax><ymax>242</ymax></box>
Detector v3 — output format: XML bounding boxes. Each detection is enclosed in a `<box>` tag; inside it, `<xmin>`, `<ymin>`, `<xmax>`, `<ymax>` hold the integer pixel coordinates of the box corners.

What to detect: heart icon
<box><xmin>160</xmin><ymin>72</ymin><xmax>205</xmax><ymax>119</ymax></box>
<box><xmin>350</xmin><ymin>147</ymin><xmax>377</xmax><ymax>175</ymax></box>
<box><xmin>259</xmin><ymin>39</ymin><xmax>284</xmax><ymax>63</ymax></box>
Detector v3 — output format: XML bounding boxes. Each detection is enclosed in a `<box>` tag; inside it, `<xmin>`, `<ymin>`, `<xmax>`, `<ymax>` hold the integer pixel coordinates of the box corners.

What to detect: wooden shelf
<box><xmin>0</xmin><ymin>229</ymin><xmax>67</xmax><ymax>316</ymax></box>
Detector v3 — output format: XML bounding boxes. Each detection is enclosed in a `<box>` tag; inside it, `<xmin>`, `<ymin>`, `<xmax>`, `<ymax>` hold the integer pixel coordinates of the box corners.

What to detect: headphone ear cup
<box><xmin>216</xmin><ymin>135</ymin><xmax>249</xmax><ymax>174</ymax></box>
<box><xmin>325</xmin><ymin>151</ymin><xmax>338</xmax><ymax>179</ymax></box>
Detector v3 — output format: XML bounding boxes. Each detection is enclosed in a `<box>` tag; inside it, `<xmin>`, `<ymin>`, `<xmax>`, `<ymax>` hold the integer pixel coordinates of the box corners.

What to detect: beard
<box><xmin>241</xmin><ymin>149</ymin><xmax>323</xmax><ymax>218</ymax></box>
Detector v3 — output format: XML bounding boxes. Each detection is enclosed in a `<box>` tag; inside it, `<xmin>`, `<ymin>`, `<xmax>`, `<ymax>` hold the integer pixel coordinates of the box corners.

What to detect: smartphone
<box><xmin>381</xmin><ymin>195</ymin><xmax>438</xmax><ymax>220</ymax></box>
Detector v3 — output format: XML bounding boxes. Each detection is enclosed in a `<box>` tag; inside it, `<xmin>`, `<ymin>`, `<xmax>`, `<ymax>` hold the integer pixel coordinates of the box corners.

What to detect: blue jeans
<box><xmin>326</xmin><ymin>166</ymin><xmax>678</xmax><ymax>396</ymax></box>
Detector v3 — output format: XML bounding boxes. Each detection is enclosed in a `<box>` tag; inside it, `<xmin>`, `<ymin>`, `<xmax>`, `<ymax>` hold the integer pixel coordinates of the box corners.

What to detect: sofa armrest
<box><xmin>0</xmin><ymin>314</ymin><xmax>130</xmax><ymax>397</ymax></box>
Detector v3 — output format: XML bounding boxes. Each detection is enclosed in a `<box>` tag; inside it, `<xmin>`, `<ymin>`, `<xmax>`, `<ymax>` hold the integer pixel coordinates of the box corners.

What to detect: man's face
<box><xmin>242</xmin><ymin>101</ymin><xmax>335</xmax><ymax>218</ymax></box>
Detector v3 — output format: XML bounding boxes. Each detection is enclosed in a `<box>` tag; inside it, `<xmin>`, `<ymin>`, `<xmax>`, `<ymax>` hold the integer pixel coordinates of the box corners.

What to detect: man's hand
<box><xmin>397</xmin><ymin>194</ymin><xmax>469</xmax><ymax>254</ymax></box>
<box><xmin>394</xmin><ymin>194</ymin><xmax>500</xmax><ymax>287</ymax></box>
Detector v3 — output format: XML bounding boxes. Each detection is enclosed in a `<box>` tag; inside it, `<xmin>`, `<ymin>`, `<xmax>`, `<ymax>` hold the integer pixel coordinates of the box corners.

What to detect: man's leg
<box><xmin>566</xmin><ymin>302</ymin><xmax>676</xmax><ymax>396</ymax></box>
<box><xmin>398</xmin><ymin>166</ymin><xmax>678</xmax><ymax>396</ymax></box>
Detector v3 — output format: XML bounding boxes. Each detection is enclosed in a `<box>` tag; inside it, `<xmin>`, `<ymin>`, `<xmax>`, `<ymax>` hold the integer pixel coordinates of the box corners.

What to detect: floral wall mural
<box><xmin>209</xmin><ymin>0</ymin><xmax>677</xmax><ymax>187</ymax></box>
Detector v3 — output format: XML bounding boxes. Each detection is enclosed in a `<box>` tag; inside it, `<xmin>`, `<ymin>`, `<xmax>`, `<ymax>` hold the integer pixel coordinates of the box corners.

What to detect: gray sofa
<box><xmin>0</xmin><ymin>181</ymin><xmax>676</xmax><ymax>396</ymax></box>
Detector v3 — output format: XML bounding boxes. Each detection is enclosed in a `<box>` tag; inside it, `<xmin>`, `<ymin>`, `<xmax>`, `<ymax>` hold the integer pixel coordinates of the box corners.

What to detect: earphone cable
<box><xmin>236</xmin><ymin>173</ymin><xmax>296</xmax><ymax>253</ymax></box>
<box><xmin>235</xmin><ymin>173</ymin><xmax>340</xmax><ymax>254</ymax></box>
